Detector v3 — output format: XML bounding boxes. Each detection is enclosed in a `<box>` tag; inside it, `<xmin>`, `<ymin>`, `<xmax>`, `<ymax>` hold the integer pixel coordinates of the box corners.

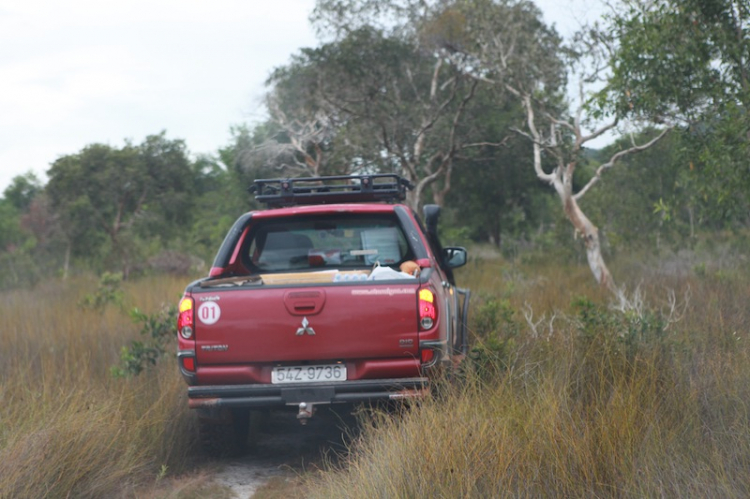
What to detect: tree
<box><xmin>3</xmin><ymin>172</ymin><xmax>42</xmax><ymax>212</ymax></box>
<box><xmin>446</xmin><ymin>92</ymin><xmax>544</xmax><ymax>247</ymax></box>
<box><xmin>186</xmin><ymin>126</ymin><xmax>262</xmax><ymax>263</ymax></box>
<box><xmin>582</xmin><ymin>129</ymin><xmax>693</xmax><ymax>249</ymax></box>
<box><xmin>133</xmin><ymin>133</ymin><xmax>195</xmax><ymax>242</ymax></box>
<box><xmin>46</xmin><ymin>133</ymin><xmax>194</xmax><ymax>275</ymax></box>
<box><xmin>609</xmin><ymin>0</ymin><xmax>749</xmax><ymax>224</ymax></box>
<box><xmin>0</xmin><ymin>174</ymin><xmax>48</xmax><ymax>287</ymax></box>
<box><xmin>263</xmin><ymin>3</ymin><xmax>505</xmax><ymax>211</ymax></box>
<box><xmin>0</xmin><ymin>199</ymin><xmax>24</xmax><ymax>251</ymax></box>
<box><xmin>610</xmin><ymin>0</ymin><xmax>748</xmax><ymax>118</ymax></box>
<box><xmin>447</xmin><ymin>0</ymin><xmax>674</xmax><ymax>289</ymax></box>
<box><xmin>271</xmin><ymin>0</ymin><xmax>695</xmax><ymax>288</ymax></box>
<box><xmin>1</xmin><ymin>172</ymin><xmax>43</xmax><ymax>251</ymax></box>
<box><xmin>259</xmin><ymin>70</ymin><xmax>343</xmax><ymax>178</ymax></box>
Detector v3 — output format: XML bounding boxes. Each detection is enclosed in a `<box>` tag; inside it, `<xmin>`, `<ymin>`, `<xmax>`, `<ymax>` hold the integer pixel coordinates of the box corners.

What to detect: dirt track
<box><xmin>210</xmin><ymin>406</ymin><xmax>358</xmax><ymax>498</ymax></box>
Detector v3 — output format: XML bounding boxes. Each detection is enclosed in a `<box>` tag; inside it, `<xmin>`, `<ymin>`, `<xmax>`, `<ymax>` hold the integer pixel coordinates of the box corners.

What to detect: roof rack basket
<box><xmin>249</xmin><ymin>174</ymin><xmax>414</xmax><ymax>207</ymax></box>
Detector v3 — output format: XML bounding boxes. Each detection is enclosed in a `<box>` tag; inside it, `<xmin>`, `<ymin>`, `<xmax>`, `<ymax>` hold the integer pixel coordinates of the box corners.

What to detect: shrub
<box><xmin>111</xmin><ymin>304</ymin><xmax>178</xmax><ymax>377</ymax></box>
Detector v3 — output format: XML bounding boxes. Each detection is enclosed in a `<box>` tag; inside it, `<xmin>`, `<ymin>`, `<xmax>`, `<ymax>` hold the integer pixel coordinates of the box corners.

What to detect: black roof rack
<box><xmin>249</xmin><ymin>174</ymin><xmax>414</xmax><ymax>208</ymax></box>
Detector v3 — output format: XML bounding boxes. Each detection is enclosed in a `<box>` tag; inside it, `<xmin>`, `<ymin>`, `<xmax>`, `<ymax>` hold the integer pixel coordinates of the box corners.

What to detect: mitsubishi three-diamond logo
<box><xmin>295</xmin><ymin>317</ymin><xmax>316</xmax><ymax>336</ymax></box>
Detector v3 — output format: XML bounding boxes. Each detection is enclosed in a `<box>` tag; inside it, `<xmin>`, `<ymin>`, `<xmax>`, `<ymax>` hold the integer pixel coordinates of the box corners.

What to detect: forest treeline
<box><xmin>1</xmin><ymin>0</ymin><xmax>747</xmax><ymax>289</ymax></box>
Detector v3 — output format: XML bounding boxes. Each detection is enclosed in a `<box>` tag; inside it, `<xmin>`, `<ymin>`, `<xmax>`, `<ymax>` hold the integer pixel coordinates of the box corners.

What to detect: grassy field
<box><xmin>298</xmin><ymin>251</ymin><xmax>750</xmax><ymax>497</ymax></box>
<box><xmin>0</xmin><ymin>274</ymin><xmax>210</xmax><ymax>498</ymax></box>
<box><xmin>3</xmin><ymin>249</ymin><xmax>750</xmax><ymax>497</ymax></box>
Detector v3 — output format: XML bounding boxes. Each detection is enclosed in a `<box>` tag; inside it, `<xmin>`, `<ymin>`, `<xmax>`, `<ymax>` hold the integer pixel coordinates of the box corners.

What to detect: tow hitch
<box><xmin>297</xmin><ymin>402</ymin><xmax>315</xmax><ymax>424</ymax></box>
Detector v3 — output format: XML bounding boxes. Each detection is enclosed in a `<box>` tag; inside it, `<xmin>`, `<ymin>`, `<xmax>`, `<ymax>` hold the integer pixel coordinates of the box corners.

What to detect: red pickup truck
<box><xmin>176</xmin><ymin>175</ymin><xmax>470</xmax><ymax>455</ymax></box>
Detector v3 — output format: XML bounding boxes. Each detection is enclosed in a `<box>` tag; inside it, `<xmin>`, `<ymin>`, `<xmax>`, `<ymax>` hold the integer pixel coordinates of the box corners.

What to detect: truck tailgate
<box><xmin>192</xmin><ymin>283</ymin><xmax>419</xmax><ymax>365</ymax></box>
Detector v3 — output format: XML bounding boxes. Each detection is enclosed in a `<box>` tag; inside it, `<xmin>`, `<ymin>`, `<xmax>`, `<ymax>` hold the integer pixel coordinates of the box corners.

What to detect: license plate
<box><xmin>271</xmin><ymin>364</ymin><xmax>347</xmax><ymax>384</ymax></box>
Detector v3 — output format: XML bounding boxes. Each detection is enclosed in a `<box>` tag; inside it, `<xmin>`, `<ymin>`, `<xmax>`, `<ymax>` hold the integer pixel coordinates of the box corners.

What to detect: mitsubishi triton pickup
<box><xmin>175</xmin><ymin>174</ymin><xmax>470</xmax><ymax>455</ymax></box>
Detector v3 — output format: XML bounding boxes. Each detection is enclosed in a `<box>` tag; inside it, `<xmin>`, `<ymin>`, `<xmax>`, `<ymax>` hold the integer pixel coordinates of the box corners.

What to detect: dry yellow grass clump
<box><xmin>305</xmin><ymin>254</ymin><xmax>750</xmax><ymax>497</ymax></box>
<box><xmin>0</xmin><ymin>275</ymin><xmax>198</xmax><ymax>498</ymax></box>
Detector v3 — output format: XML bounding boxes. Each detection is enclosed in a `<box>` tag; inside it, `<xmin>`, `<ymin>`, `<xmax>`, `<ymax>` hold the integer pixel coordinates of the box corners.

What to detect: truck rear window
<box><xmin>242</xmin><ymin>215</ymin><xmax>412</xmax><ymax>272</ymax></box>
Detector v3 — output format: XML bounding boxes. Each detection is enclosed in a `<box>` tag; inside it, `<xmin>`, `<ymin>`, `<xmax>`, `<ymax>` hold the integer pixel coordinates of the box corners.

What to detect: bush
<box><xmin>469</xmin><ymin>297</ymin><xmax>520</xmax><ymax>376</ymax></box>
<box><xmin>111</xmin><ymin>304</ymin><xmax>178</xmax><ymax>377</ymax></box>
<box><xmin>78</xmin><ymin>272</ymin><xmax>125</xmax><ymax>311</ymax></box>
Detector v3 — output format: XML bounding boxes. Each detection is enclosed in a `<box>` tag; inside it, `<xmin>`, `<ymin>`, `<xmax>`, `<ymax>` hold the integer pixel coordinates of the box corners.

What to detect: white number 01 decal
<box><xmin>197</xmin><ymin>301</ymin><xmax>221</xmax><ymax>325</ymax></box>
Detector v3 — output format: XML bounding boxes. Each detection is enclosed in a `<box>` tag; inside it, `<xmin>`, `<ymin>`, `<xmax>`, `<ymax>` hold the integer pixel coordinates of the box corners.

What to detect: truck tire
<box><xmin>197</xmin><ymin>408</ymin><xmax>250</xmax><ymax>458</ymax></box>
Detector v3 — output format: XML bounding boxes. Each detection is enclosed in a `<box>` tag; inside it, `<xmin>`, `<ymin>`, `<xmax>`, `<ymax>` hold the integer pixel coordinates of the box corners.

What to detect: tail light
<box><xmin>177</xmin><ymin>296</ymin><xmax>197</xmax><ymax>382</ymax></box>
<box><xmin>178</xmin><ymin>297</ymin><xmax>194</xmax><ymax>339</ymax></box>
<box><xmin>418</xmin><ymin>288</ymin><xmax>437</xmax><ymax>330</ymax></box>
<box><xmin>177</xmin><ymin>349</ymin><xmax>196</xmax><ymax>380</ymax></box>
<box><xmin>182</xmin><ymin>356</ymin><xmax>195</xmax><ymax>372</ymax></box>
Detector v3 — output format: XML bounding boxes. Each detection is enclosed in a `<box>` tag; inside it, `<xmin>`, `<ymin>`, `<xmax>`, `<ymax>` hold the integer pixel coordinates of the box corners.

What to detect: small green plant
<box><xmin>79</xmin><ymin>272</ymin><xmax>125</xmax><ymax>311</ymax></box>
<box><xmin>111</xmin><ymin>304</ymin><xmax>177</xmax><ymax>377</ymax></box>
<box><xmin>574</xmin><ymin>295</ymin><xmax>668</xmax><ymax>356</ymax></box>
<box><xmin>473</xmin><ymin>296</ymin><xmax>522</xmax><ymax>337</ymax></box>
<box><xmin>156</xmin><ymin>464</ymin><xmax>168</xmax><ymax>482</ymax></box>
<box><xmin>469</xmin><ymin>297</ymin><xmax>520</xmax><ymax>375</ymax></box>
<box><xmin>693</xmin><ymin>262</ymin><xmax>707</xmax><ymax>277</ymax></box>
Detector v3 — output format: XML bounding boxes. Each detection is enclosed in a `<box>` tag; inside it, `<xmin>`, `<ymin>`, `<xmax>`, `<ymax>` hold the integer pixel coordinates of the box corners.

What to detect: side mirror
<box><xmin>442</xmin><ymin>247</ymin><xmax>467</xmax><ymax>268</ymax></box>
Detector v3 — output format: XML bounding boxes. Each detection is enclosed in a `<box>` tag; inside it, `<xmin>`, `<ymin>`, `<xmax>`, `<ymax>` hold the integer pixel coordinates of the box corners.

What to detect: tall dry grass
<box><xmin>0</xmin><ymin>275</ymin><xmax>199</xmax><ymax>498</ymax></box>
<box><xmin>5</xmin><ymin>252</ymin><xmax>750</xmax><ymax>497</ymax></box>
<box><xmin>305</xmin><ymin>253</ymin><xmax>750</xmax><ymax>497</ymax></box>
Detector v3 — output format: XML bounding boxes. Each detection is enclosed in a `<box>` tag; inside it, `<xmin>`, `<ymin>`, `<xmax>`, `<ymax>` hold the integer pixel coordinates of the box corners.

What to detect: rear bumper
<box><xmin>187</xmin><ymin>377</ymin><xmax>429</xmax><ymax>409</ymax></box>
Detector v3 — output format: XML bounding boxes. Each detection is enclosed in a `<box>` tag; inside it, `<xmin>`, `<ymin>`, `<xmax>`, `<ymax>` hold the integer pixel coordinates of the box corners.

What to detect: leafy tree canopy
<box><xmin>608</xmin><ymin>0</ymin><xmax>749</xmax><ymax>119</ymax></box>
<box><xmin>606</xmin><ymin>0</ymin><xmax>749</xmax><ymax>222</ymax></box>
<box><xmin>3</xmin><ymin>172</ymin><xmax>42</xmax><ymax>212</ymax></box>
<box><xmin>46</xmin><ymin>132</ymin><xmax>194</xmax><ymax>270</ymax></box>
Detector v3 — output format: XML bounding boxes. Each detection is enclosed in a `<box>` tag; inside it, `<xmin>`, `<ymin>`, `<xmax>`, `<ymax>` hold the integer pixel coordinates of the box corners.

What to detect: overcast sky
<box><xmin>0</xmin><ymin>0</ymin><xmax>603</xmax><ymax>193</ymax></box>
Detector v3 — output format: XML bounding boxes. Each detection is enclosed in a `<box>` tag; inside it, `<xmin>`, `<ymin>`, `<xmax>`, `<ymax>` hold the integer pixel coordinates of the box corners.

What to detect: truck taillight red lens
<box><xmin>178</xmin><ymin>297</ymin><xmax>194</xmax><ymax>339</ymax></box>
<box><xmin>182</xmin><ymin>356</ymin><xmax>195</xmax><ymax>372</ymax></box>
<box><xmin>420</xmin><ymin>348</ymin><xmax>434</xmax><ymax>364</ymax></box>
<box><xmin>418</xmin><ymin>288</ymin><xmax>436</xmax><ymax>330</ymax></box>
